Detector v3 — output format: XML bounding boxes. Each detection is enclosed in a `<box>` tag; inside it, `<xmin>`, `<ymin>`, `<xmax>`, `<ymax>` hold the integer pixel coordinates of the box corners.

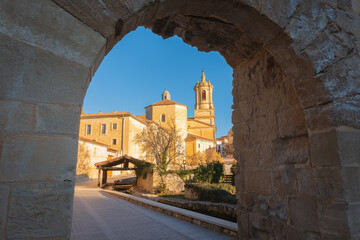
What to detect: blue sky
<box><xmin>83</xmin><ymin>27</ymin><xmax>233</xmax><ymax>137</ymax></box>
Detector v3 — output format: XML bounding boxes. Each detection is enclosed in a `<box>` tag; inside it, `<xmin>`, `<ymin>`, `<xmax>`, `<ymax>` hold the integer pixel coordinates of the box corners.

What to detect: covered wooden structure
<box><xmin>94</xmin><ymin>154</ymin><xmax>153</xmax><ymax>188</ymax></box>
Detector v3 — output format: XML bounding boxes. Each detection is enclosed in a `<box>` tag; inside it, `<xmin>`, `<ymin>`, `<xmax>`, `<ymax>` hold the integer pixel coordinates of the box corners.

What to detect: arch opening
<box><xmin>1</xmin><ymin>0</ymin><xmax>359</xmax><ymax>239</ymax></box>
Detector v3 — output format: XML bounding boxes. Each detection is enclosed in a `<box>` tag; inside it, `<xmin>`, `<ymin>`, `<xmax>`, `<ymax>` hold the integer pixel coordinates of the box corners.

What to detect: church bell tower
<box><xmin>194</xmin><ymin>70</ymin><xmax>215</xmax><ymax>125</ymax></box>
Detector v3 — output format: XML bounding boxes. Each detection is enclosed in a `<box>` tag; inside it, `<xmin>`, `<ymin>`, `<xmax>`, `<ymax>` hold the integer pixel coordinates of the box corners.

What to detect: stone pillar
<box><xmin>0</xmin><ymin>0</ymin><xmax>105</xmax><ymax>239</ymax></box>
<box><xmin>232</xmin><ymin>49</ymin><xmax>360</xmax><ymax>239</ymax></box>
<box><xmin>309</xmin><ymin>126</ymin><xmax>360</xmax><ymax>239</ymax></box>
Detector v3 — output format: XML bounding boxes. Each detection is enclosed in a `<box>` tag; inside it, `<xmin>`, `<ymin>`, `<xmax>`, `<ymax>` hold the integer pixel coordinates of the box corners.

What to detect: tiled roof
<box><xmin>145</xmin><ymin>99</ymin><xmax>188</xmax><ymax>109</ymax></box>
<box><xmin>81</xmin><ymin>111</ymin><xmax>149</xmax><ymax>126</ymax></box>
<box><xmin>187</xmin><ymin>118</ymin><xmax>215</xmax><ymax>127</ymax></box>
<box><xmin>185</xmin><ymin>133</ymin><xmax>214</xmax><ymax>141</ymax></box>
<box><xmin>94</xmin><ymin>154</ymin><xmax>153</xmax><ymax>168</ymax></box>
<box><xmin>137</xmin><ymin>114</ymin><xmax>146</xmax><ymax>119</ymax></box>
<box><xmin>79</xmin><ymin>137</ymin><xmax>109</xmax><ymax>147</ymax></box>
<box><xmin>81</xmin><ymin>111</ymin><xmax>130</xmax><ymax>118</ymax></box>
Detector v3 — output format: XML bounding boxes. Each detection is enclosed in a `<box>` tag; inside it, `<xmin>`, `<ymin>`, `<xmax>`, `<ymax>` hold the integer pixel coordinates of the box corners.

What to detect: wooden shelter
<box><xmin>94</xmin><ymin>154</ymin><xmax>153</xmax><ymax>188</ymax></box>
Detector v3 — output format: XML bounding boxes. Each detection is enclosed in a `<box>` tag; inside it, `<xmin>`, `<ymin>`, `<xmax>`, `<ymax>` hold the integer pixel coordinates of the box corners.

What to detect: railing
<box><xmin>223</xmin><ymin>175</ymin><xmax>234</xmax><ymax>185</ymax></box>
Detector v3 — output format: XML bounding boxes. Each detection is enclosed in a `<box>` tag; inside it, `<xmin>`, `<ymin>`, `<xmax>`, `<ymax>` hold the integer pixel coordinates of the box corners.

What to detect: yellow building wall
<box><xmin>187</xmin><ymin>120</ymin><xmax>216</xmax><ymax>141</ymax></box>
<box><xmin>186</xmin><ymin>139</ymin><xmax>196</xmax><ymax>156</ymax></box>
<box><xmin>194</xmin><ymin>109</ymin><xmax>215</xmax><ymax>125</ymax></box>
<box><xmin>79</xmin><ymin>115</ymin><xmax>124</xmax><ymax>151</ymax></box>
<box><xmin>150</xmin><ymin>105</ymin><xmax>176</xmax><ymax>125</ymax></box>
<box><xmin>174</xmin><ymin>105</ymin><xmax>188</xmax><ymax>141</ymax></box>
<box><xmin>128</xmin><ymin>117</ymin><xmax>147</xmax><ymax>159</ymax></box>
<box><xmin>79</xmin><ymin>115</ymin><xmax>147</xmax><ymax>159</ymax></box>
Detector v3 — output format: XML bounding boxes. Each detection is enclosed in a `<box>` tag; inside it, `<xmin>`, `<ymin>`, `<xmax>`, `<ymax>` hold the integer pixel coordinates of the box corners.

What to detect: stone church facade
<box><xmin>78</xmin><ymin>70</ymin><xmax>217</xmax><ymax>162</ymax></box>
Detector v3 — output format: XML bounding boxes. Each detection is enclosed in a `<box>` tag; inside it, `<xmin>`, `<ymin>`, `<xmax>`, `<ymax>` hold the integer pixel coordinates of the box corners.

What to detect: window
<box><xmin>161</xmin><ymin>114</ymin><xmax>165</xmax><ymax>122</ymax></box>
<box><xmin>112</xmin><ymin>123</ymin><xmax>117</xmax><ymax>130</ymax></box>
<box><xmin>87</xmin><ymin>125</ymin><xmax>91</xmax><ymax>135</ymax></box>
<box><xmin>112</xmin><ymin>139</ymin><xmax>117</xmax><ymax>145</ymax></box>
<box><xmin>202</xmin><ymin>90</ymin><xmax>206</xmax><ymax>100</ymax></box>
<box><xmin>101</xmin><ymin>124</ymin><xmax>106</xmax><ymax>134</ymax></box>
<box><xmin>164</xmin><ymin>96</ymin><xmax>167</xmax><ymax>99</ymax></box>
<box><xmin>198</xmin><ymin>143</ymin><xmax>200</xmax><ymax>148</ymax></box>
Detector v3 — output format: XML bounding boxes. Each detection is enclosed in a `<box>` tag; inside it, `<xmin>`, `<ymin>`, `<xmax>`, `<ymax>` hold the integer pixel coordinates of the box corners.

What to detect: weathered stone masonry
<box><xmin>0</xmin><ymin>0</ymin><xmax>359</xmax><ymax>239</ymax></box>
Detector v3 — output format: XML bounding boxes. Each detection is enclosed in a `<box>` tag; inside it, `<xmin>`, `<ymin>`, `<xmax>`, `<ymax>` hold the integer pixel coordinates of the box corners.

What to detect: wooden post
<box><xmin>97</xmin><ymin>168</ymin><xmax>101</xmax><ymax>187</ymax></box>
<box><xmin>102</xmin><ymin>170</ymin><xmax>107</xmax><ymax>186</ymax></box>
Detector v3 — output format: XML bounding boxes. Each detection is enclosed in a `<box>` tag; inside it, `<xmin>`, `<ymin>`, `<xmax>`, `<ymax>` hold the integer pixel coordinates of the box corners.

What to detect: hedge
<box><xmin>185</xmin><ymin>182</ymin><xmax>236</xmax><ymax>204</ymax></box>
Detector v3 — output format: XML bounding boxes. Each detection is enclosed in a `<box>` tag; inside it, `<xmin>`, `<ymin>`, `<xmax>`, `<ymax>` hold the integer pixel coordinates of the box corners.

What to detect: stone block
<box><xmin>272</xmin><ymin>135</ymin><xmax>309</xmax><ymax>165</ymax></box>
<box><xmin>35</xmin><ymin>104</ymin><xmax>80</xmax><ymax>135</ymax></box>
<box><xmin>305</xmin><ymin>95</ymin><xmax>360</xmax><ymax>130</ymax></box>
<box><xmin>315</xmin><ymin>167</ymin><xmax>344</xmax><ymax>201</ymax></box>
<box><xmin>259</xmin><ymin>144</ymin><xmax>273</xmax><ymax>168</ymax></box>
<box><xmin>238</xmin><ymin>147</ymin><xmax>260</xmax><ymax>168</ymax></box>
<box><xmin>232</xmin><ymin>98</ymin><xmax>253</xmax><ymax>122</ymax></box>
<box><xmin>249</xmin><ymin>212</ymin><xmax>273</xmax><ymax>234</ymax></box>
<box><xmin>310</xmin><ymin>129</ymin><xmax>340</xmax><ymax>167</ymax></box>
<box><xmin>0</xmin><ymin>0</ymin><xmax>106</xmax><ymax>67</ymax></box>
<box><xmin>336</xmin><ymin>126</ymin><xmax>360</xmax><ymax>167</ymax></box>
<box><xmin>53</xmin><ymin>0</ymin><xmax>131</xmax><ymax>39</ymax></box>
<box><xmin>317</xmin><ymin>53</ymin><xmax>360</xmax><ymax>102</ymax></box>
<box><xmin>260</xmin><ymin>0</ymin><xmax>301</xmax><ymax>28</ymax></box>
<box><xmin>268</xmin><ymin>199</ymin><xmax>288</xmax><ymax>221</ymax></box>
<box><xmin>235</xmin><ymin>160</ymin><xmax>246</xmax><ymax>191</ymax></box>
<box><xmin>293</xmin><ymin>77</ymin><xmax>329</xmax><ymax>109</ymax></box>
<box><xmin>0</xmin><ymin>33</ymin><xmax>90</xmax><ymax>106</ymax></box>
<box><xmin>6</xmin><ymin>181</ymin><xmax>74</xmax><ymax>239</ymax></box>
<box><xmin>342</xmin><ymin>167</ymin><xmax>360</xmax><ymax>202</ymax></box>
<box><xmin>0</xmin><ymin>100</ymin><xmax>35</xmax><ymax>133</ymax></box>
<box><xmin>296</xmin><ymin>168</ymin><xmax>316</xmax><ymax>197</ymax></box>
<box><xmin>289</xmin><ymin>197</ymin><xmax>319</xmax><ymax>232</ymax></box>
<box><xmin>272</xmin><ymin>166</ymin><xmax>296</xmax><ymax>197</ymax></box>
<box><xmin>0</xmin><ymin>185</ymin><xmax>9</xmax><ymax>239</ymax></box>
<box><xmin>247</xmin><ymin>169</ymin><xmax>271</xmax><ymax>195</ymax></box>
<box><xmin>232</xmin><ymin>122</ymin><xmax>250</xmax><ymax>147</ymax></box>
<box><xmin>317</xmin><ymin>203</ymin><xmax>350</xmax><ymax>238</ymax></box>
<box><xmin>302</xmin><ymin>23</ymin><xmax>355</xmax><ymax>74</ymax></box>
<box><xmin>0</xmin><ymin>135</ymin><xmax>77</xmax><ymax>182</ymax></box>
<box><xmin>276</xmin><ymin>107</ymin><xmax>307</xmax><ymax>138</ymax></box>
<box><xmin>348</xmin><ymin>203</ymin><xmax>360</xmax><ymax>238</ymax></box>
<box><xmin>285</xmin><ymin>1</ymin><xmax>332</xmax><ymax>54</ymax></box>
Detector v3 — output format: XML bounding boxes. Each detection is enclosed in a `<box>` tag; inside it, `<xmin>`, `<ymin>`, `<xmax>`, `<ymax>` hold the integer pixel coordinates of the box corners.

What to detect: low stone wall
<box><xmin>157</xmin><ymin>197</ymin><xmax>237</xmax><ymax>222</ymax></box>
<box><xmin>185</xmin><ymin>187</ymin><xmax>199</xmax><ymax>200</ymax></box>
<box><xmin>133</xmin><ymin>191</ymin><xmax>237</xmax><ymax>222</ymax></box>
<box><xmin>136</xmin><ymin>173</ymin><xmax>153</xmax><ymax>193</ymax></box>
<box><xmin>153</xmin><ymin>173</ymin><xmax>184</xmax><ymax>193</ymax></box>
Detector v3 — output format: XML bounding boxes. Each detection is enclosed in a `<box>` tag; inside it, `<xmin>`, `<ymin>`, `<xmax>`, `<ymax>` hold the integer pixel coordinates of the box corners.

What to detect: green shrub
<box><xmin>185</xmin><ymin>182</ymin><xmax>236</xmax><ymax>204</ymax></box>
<box><xmin>192</xmin><ymin>161</ymin><xmax>224</xmax><ymax>184</ymax></box>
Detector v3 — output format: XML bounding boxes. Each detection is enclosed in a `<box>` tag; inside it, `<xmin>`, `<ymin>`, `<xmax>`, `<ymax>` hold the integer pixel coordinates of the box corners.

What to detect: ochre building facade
<box><xmin>78</xmin><ymin>70</ymin><xmax>217</xmax><ymax>160</ymax></box>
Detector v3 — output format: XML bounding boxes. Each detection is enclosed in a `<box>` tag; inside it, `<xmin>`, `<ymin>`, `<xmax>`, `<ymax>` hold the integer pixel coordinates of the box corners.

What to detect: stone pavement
<box><xmin>70</xmin><ymin>187</ymin><xmax>232</xmax><ymax>240</ymax></box>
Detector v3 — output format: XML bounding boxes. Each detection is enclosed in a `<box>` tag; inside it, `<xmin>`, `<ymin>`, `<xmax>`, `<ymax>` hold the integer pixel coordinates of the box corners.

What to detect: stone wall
<box><xmin>153</xmin><ymin>173</ymin><xmax>185</xmax><ymax>193</ymax></box>
<box><xmin>136</xmin><ymin>172</ymin><xmax>154</xmax><ymax>193</ymax></box>
<box><xmin>233</xmin><ymin>50</ymin><xmax>312</xmax><ymax>239</ymax></box>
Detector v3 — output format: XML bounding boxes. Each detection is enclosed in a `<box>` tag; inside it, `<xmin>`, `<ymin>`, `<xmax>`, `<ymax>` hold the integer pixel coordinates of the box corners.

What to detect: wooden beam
<box><xmin>100</xmin><ymin>167</ymin><xmax>136</xmax><ymax>171</ymax></box>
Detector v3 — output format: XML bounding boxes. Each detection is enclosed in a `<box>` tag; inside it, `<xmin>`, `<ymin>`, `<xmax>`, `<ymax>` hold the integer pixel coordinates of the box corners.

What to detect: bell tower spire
<box><xmin>194</xmin><ymin>70</ymin><xmax>215</xmax><ymax>125</ymax></box>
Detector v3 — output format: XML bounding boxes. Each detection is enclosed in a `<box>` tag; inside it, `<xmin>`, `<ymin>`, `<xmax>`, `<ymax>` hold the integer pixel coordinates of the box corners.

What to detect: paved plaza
<box><xmin>70</xmin><ymin>187</ymin><xmax>232</xmax><ymax>240</ymax></box>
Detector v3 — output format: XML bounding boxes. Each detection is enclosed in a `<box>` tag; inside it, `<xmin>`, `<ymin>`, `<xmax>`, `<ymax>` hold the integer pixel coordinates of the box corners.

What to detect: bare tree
<box><xmin>134</xmin><ymin>120</ymin><xmax>185</xmax><ymax>191</ymax></box>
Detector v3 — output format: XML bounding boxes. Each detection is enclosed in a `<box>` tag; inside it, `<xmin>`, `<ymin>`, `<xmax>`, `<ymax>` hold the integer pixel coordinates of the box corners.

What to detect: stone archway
<box><xmin>0</xmin><ymin>0</ymin><xmax>359</xmax><ymax>239</ymax></box>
